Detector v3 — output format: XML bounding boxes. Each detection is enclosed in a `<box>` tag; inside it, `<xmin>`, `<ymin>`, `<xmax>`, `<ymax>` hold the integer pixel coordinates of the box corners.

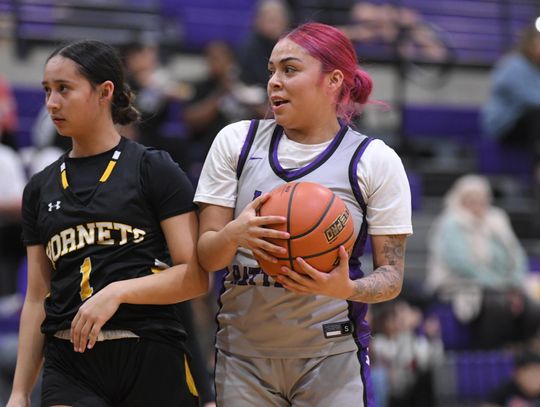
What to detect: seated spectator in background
<box><xmin>425</xmin><ymin>174</ymin><xmax>540</xmax><ymax>349</ymax></box>
<box><xmin>341</xmin><ymin>1</ymin><xmax>449</xmax><ymax>62</ymax></box>
<box><xmin>370</xmin><ymin>299</ymin><xmax>444</xmax><ymax>407</ymax></box>
<box><xmin>121</xmin><ymin>40</ymin><xmax>191</xmax><ymax>167</ymax></box>
<box><xmin>0</xmin><ymin>135</ymin><xmax>26</xmax><ymax>297</ymax></box>
<box><xmin>482</xmin><ymin>25</ymin><xmax>540</xmax><ymax>186</ymax></box>
<box><xmin>182</xmin><ymin>41</ymin><xmax>266</xmax><ymax>180</ymax></box>
<box><xmin>0</xmin><ymin>74</ymin><xmax>18</xmax><ymax>150</ymax></box>
<box><xmin>481</xmin><ymin>349</ymin><xmax>540</xmax><ymax>407</ymax></box>
<box><xmin>237</xmin><ymin>0</ymin><xmax>291</xmax><ymax>88</ymax></box>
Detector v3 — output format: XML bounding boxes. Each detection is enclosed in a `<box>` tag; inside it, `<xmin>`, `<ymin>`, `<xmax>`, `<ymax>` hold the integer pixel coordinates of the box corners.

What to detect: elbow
<box><xmin>387</xmin><ymin>270</ymin><xmax>404</xmax><ymax>301</ymax></box>
<box><xmin>391</xmin><ymin>282</ymin><xmax>403</xmax><ymax>300</ymax></box>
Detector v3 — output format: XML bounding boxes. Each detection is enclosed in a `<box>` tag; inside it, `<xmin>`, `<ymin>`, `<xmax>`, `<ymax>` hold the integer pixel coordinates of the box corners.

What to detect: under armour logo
<box><xmin>48</xmin><ymin>201</ymin><xmax>61</xmax><ymax>212</ymax></box>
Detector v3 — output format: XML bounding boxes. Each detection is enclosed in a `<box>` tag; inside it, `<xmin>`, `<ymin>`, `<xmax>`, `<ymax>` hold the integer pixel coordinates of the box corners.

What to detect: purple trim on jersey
<box><xmin>349</xmin><ymin>137</ymin><xmax>373</xmax><ymax>208</ymax></box>
<box><xmin>269</xmin><ymin>122</ymin><xmax>349</xmax><ymax>182</ymax></box>
<box><xmin>348</xmin><ymin>264</ymin><xmax>371</xmax><ymax>348</ymax></box>
<box><xmin>358</xmin><ymin>346</ymin><xmax>375</xmax><ymax>407</ymax></box>
<box><xmin>236</xmin><ymin>120</ymin><xmax>259</xmax><ymax>179</ymax></box>
<box><xmin>213</xmin><ymin>268</ymin><xmax>228</xmax><ymax>405</ymax></box>
<box><xmin>348</xmin><ymin>137</ymin><xmax>372</xmax><ymax>260</ymax></box>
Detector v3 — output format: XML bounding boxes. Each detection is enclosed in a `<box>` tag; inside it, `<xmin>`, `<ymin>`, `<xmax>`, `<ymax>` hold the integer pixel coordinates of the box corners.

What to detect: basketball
<box><xmin>255</xmin><ymin>181</ymin><xmax>355</xmax><ymax>276</ymax></box>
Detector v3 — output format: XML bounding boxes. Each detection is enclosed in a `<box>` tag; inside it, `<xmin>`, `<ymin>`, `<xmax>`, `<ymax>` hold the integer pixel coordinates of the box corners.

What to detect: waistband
<box><xmin>53</xmin><ymin>329</ymin><xmax>139</xmax><ymax>341</ymax></box>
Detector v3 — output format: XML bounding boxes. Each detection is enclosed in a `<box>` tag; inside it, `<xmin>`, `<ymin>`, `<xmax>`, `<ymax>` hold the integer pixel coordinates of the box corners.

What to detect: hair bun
<box><xmin>351</xmin><ymin>69</ymin><xmax>373</xmax><ymax>105</ymax></box>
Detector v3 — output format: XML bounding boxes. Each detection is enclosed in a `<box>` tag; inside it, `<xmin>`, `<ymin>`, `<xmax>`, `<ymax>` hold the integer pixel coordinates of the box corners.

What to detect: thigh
<box><xmin>214</xmin><ymin>349</ymin><xmax>289</xmax><ymax>407</ymax></box>
<box><xmin>290</xmin><ymin>349</ymin><xmax>370</xmax><ymax>407</ymax></box>
<box><xmin>41</xmin><ymin>339</ymin><xmax>110</xmax><ymax>407</ymax></box>
<box><xmin>120</xmin><ymin>339</ymin><xmax>199</xmax><ymax>407</ymax></box>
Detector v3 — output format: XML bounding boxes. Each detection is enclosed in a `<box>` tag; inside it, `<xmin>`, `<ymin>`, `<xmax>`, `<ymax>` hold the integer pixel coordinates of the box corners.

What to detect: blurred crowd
<box><xmin>1</xmin><ymin>1</ymin><xmax>540</xmax><ymax>406</ymax></box>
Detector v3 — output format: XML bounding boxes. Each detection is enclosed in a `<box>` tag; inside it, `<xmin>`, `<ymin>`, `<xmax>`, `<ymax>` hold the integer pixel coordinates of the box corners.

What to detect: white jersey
<box><xmin>195</xmin><ymin>119</ymin><xmax>412</xmax><ymax>358</ymax></box>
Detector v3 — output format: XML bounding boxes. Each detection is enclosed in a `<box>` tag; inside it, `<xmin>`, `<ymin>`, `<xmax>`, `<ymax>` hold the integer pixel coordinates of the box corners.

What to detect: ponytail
<box><xmin>112</xmin><ymin>85</ymin><xmax>140</xmax><ymax>125</ymax></box>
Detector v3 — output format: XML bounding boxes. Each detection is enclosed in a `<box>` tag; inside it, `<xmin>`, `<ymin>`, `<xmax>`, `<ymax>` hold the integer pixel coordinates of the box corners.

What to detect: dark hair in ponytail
<box><xmin>47</xmin><ymin>40</ymin><xmax>140</xmax><ymax>125</ymax></box>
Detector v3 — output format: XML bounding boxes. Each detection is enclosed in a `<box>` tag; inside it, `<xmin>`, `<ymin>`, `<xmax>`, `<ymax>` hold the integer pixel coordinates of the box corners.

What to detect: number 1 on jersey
<box><xmin>80</xmin><ymin>257</ymin><xmax>94</xmax><ymax>301</ymax></box>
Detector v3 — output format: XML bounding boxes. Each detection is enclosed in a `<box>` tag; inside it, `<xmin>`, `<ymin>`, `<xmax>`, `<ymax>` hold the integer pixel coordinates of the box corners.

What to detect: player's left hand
<box><xmin>70</xmin><ymin>284</ymin><xmax>121</xmax><ymax>352</ymax></box>
<box><xmin>275</xmin><ymin>246</ymin><xmax>355</xmax><ymax>299</ymax></box>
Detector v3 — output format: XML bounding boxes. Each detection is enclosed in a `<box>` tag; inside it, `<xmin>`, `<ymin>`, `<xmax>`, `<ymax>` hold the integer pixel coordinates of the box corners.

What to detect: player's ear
<box><xmin>99</xmin><ymin>81</ymin><xmax>115</xmax><ymax>101</ymax></box>
<box><xmin>328</xmin><ymin>69</ymin><xmax>344</xmax><ymax>90</ymax></box>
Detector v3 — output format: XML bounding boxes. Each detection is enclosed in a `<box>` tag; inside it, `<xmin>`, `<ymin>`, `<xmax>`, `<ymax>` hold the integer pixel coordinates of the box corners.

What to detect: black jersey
<box><xmin>22</xmin><ymin>137</ymin><xmax>196</xmax><ymax>345</ymax></box>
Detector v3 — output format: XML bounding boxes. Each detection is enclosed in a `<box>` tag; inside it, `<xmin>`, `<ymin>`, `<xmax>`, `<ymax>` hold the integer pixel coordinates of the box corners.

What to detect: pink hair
<box><xmin>284</xmin><ymin>22</ymin><xmax>373</xmax><ymax>123</ymax></box>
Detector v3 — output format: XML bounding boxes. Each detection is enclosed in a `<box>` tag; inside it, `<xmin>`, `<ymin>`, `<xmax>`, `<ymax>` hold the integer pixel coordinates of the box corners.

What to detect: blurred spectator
<box><xmin>341</xmin><ymin>1</ymin><xmax>450</xmax><ymax>62</ymax></box>
<box><xmin>0</xmin><ymin>137</ymin><xmax>26</xmax><ymax>297</ymax></box>
<box><xmin>237</xmin><ymin>0</ymin><xmax>291</xmax><ymax>88</ymax></box>
<box><xmin>370</xmin><ymin>299</ymin><xmax>444</xmax><ymax>407</ymax></box>
<box><xmin>481</xmin><ymin>26</ymin><xmax>540</xmax><ymax>186</ymax></box>
<box><xmin>121</xmin><ymin>41</ymin><xmax>191</xmax><ymax>167</ymax></box>
<box><xmin>425</xmin><ymin>174</ymin><xmax>540</xmax><ymax>349</ymax></box>
<box><xmin>21</xmin><ymin>105</ymin><xmax>67</xmax><ymax>178</ymax></box>
<box><xmin>481</xmin><ymin>349</ymin><xmax>540</xmax><ymax>407</ymax></box>
<box><xmin>0</xmin><ymin>74</ymin><xmax>18</xmax><ymax>150</ymax></box>
<box><xmin>182</xmin><ymin>41</ymin><xmax>266</xmax><ymax>180</ymax></box>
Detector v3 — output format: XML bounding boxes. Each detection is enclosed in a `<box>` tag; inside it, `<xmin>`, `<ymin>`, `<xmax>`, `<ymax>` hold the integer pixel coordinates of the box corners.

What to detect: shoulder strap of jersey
<box><xmin>348</xmin><ymin>136</ymin><xmax>373</xmax><ymax>209</ymax></box>
<box><xmin>236</xmin><ymin>119</ymin><xmax>259</xmax><ymax>179</ymax></box>
<box><xmin>348</xmin><ymin>136</ymin><xmax>373</xmax><ymax>260</ymax></box>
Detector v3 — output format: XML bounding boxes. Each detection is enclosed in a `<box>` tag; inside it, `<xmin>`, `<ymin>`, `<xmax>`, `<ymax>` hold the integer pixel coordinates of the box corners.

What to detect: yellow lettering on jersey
<box><xmin>45</xmin><ymin>222</ymin><xmax>146</xmax><ymax>264</ymax></box>
<box><xmin>76</xmin><ymin>224</ymin><xmax>96</xmax><ymax>249</ymax></box>
<box><xmin>113</xmin><ymin>223</ymin><xmax>132</xmax><ymax>245</ymax></box>
<box><xmin>132</xmin><ymin>228</ymin><xmax>146</xmax><ymax>243</ymax></box>
<box><xmin>95</xmin><ymin>222</ymin><xmax>114</xmax><ymax>245</ymax></box>
<box><xmin>60</xmin><ymin>228</ymin><xmax>77</xmax><ymax>256</ymax></box>
<box><xmin>48</xmin><ymin>235</ymin><xmax>62</xmax><ymax>263</ymax></box>
<box><xmin>79</xmin><ymin>257</ymin><xmax>93</xmax><ymax>301</ymax></box>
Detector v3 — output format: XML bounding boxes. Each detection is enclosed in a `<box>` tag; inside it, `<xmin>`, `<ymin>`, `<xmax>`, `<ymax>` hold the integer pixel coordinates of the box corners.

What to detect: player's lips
<box><xmin>51</xmin><ymin>116</ymin><xmax>65</xmax><ymax>125</ymax></box>
<box><xmin>270</xmin><ymin>97</ymin><xmax>289</xmax><ymax>111</ymax></box>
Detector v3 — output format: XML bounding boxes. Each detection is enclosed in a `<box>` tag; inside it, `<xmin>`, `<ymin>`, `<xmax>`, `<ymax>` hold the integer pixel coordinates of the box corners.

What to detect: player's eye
<box><xmin>284</xmin><ymin>66</ymin><xmax>297</xmax><ymax>74</ymax></box>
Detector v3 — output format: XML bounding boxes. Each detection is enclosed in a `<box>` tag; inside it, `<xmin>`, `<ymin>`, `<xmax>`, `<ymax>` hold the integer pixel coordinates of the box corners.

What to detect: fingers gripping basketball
<box><xmin>255</xmin><ymin>182</ymin><xmax>355</xmax><ymax>276</ymax></box>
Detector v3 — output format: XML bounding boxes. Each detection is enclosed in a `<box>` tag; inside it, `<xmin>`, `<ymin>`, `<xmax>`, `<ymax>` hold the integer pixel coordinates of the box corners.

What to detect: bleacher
<box><xmin>3</xmin><ymin>0</ymin><xmax>537</xmax><ymax>65</ymax></box>
<box><xmin>292</xmin><ymin>0</ymin><xmax>539</xmax><ymax>67</ymax></box>
<box><xmin>10</xmin><ymin>0</ymin><xmax>167</xmax><ymax>58</ymax></box>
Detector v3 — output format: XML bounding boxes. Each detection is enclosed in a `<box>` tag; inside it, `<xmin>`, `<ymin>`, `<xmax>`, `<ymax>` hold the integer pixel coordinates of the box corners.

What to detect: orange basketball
<box><xmin>255</xmin><ymin>181</ymin><xmax>355</xmax><ymax>276</ymax></box>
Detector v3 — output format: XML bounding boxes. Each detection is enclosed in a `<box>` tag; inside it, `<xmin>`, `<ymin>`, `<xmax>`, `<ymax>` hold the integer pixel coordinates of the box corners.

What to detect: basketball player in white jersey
<box><xmin>195</xmin><ymin>22</ymin><xmax>412</xmax><ymax>407</ymax></box>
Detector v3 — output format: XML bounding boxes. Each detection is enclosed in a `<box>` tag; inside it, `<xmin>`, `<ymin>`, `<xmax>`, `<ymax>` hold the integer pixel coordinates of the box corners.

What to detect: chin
<box><xmin>273</xmin><ymin>114</ymin><xmax>291</xmax><ymax>128</ymax></box>
<box><xmin>57</xmin><ymin>130</ymin><xmax>75</xmax><ymax>139</ymax></box>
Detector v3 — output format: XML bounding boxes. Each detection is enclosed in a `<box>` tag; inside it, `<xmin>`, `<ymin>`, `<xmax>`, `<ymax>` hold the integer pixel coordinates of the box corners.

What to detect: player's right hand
<box><xmin>226</xmin><ymin>193</ymin><xmax>289</xmax><ymax>262</ymax></box>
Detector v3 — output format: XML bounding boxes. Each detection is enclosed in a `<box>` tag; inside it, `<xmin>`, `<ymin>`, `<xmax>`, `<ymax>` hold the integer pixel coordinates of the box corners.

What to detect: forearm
<box><xmin>347</xmin><ymin>234</ymin><xmax>407</xmax><ymax>303</ymax></box>
<box><xmin>10</xmin><ymin>299</ymin><xmax>46</xmax><ymax>398</ymax></box>
<box><xmin>112</xmin><ymin>262</ymin><xmax>209</xmax><ymax>305</ymax></box>
<box><xmin>198</xmin><ymin>225</ymin><xmax>239</xmax><ymax>272</ymax></box>
<box><xmin>347</xmin><ymin>265</ymin><xmax>403</xmax><ymax>303</ymax></box>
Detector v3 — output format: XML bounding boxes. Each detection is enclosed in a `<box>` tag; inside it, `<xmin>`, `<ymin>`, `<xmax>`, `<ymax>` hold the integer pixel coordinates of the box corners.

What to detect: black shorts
<box><xmin>41</xmin><ymin>336</ymin><xmax>199</xmax><ymax>407</ymax></box>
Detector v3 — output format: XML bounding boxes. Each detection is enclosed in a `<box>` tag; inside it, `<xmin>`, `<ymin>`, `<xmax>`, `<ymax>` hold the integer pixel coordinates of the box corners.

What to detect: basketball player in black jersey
<box><xmin>7</xmin><ymin>40</ymin><xmax>208</xmax><ymax>407</ymax></box>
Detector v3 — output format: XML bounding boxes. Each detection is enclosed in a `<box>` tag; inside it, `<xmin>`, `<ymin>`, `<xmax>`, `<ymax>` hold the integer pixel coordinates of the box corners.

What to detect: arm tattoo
<box><xmin>347</xmin><ymin>235</ymin><xmax>405</xmax><ymax>303</ymax></box>
<box><xmin>382</xmin><ymin>235</ymin><xmax>404</xmax><ymax>266</ymax></box>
